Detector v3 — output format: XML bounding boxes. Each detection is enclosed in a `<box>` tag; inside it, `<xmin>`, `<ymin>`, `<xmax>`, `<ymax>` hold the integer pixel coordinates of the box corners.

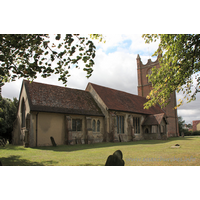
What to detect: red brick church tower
<box><xmin>136</xmin><ymin>54</ymin><xmax>179</xmax><ymax>137</ymax></box>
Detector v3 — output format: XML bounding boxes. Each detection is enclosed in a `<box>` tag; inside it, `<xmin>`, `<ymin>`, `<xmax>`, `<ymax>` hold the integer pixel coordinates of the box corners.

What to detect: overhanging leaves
<box><xmin>0</xmin><ymin>34</ymin><xmax>100</xmax><ymax>85</ymax></box>
<box><xmin>142</xmin><ymin>34</ymin><xmax>200</xmax><ymax>109</ymax></box>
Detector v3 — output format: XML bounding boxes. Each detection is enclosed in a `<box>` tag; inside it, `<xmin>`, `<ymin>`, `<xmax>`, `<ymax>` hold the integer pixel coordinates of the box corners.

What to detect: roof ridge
<box><xmin>24</xmin><ymin>79</ymin><xmax>88</xmax><ymax>93</ymax></box>
<box><xmin>89</xmin><ymin>82</ymin><xmax>164</xmax><ymax>115</ymax></box>
<box><xmin>23</xmin><ymin>80</ymin><xmax>103</xmax><ymax>116</ymax></box>
<box><xmin>89</xmin><ymin>82</ymin><xmax>146</xmax><ymax>99</ymax></box>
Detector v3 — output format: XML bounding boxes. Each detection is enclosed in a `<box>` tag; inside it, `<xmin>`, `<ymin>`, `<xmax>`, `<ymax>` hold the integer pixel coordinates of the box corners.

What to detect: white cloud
<box><xmin>1</xmin><ymin>79</ymin><xmax>23</xmax><ymax>99</ymax></box>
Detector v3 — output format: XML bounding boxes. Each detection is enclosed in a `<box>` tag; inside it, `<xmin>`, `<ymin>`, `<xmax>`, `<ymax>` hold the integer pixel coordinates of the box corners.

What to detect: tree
<box><xmin>178</xmin><ymin>116</ymin><xmax>186</xmax><ymax>135</ymax></box>
<box><xmin>0</xmin><ymin>34</ymin><xmax>103</xmax><ymax>85</ymax></box>
<box><xmin>0</xmin><ymin>96</ymin><xmax>18</xmax><ymax>143</ymax></box>
<box><xmin>142</xmin><ymin>34</ymin><xmax>200</xmax><ymax>109</ymax></box>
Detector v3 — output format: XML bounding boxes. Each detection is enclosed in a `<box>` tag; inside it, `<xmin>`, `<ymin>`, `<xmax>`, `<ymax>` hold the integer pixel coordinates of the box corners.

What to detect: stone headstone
<box><xmin>105</xmin><ymin>150</ymin><xmax>125</xmax><ymax>166</ymax></box>
<box><xmin>50</xmin><ymin>137</ymin><xmax>57</xmax><ymax>147</ymax></box>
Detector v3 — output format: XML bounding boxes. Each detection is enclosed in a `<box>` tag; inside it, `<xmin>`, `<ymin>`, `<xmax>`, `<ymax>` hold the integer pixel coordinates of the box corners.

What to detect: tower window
<box><xmin>147</xmin><ymin>69</ymin><xmax>152</xmax><ymax>83</ymax></box>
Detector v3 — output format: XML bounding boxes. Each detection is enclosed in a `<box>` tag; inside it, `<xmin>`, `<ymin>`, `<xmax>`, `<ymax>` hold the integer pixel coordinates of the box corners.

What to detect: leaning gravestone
<box><xmin>105</xmin><ymin>150</ymin><xmax>125</xmax><ymax>166</ymax></box>
<box><xmin>50</xmin><ymin>137</ymin><xmax>57</xmax><ymax>147</ymax></box>
<box><xmin>0</xmin><ymin>136</ymin><xmax>7</xmax><ymax>147</ymax></box>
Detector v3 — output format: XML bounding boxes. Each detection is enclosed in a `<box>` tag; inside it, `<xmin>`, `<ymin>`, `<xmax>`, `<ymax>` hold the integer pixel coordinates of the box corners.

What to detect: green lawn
<box><xmin>1</xmin><ymin>136</ymin><xmax>200</xmax><ymax>166</ymax></box>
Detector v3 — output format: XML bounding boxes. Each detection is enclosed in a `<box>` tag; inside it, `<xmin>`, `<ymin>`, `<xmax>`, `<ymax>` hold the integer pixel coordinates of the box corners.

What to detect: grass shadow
<box><xmin>0</xmin><ymin>155</ymin><xmax>58</xmax><ymax>166</ymax></box>
<box><xmin>32</xmin><ymin>136</ymin><xmax>195</xmax><ymax>153</ymax></box>
<box><xmin>0</xmin><ymin>145</ymin><xmax>27</xmax><ymax>151</ymax></box>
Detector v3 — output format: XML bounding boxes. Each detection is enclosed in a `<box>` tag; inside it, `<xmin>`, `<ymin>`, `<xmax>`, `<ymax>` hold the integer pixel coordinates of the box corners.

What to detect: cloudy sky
<box><xmin>2</xmin><ymin>34</ymin><xmax>200</xmax><ymax>124</ymax></box>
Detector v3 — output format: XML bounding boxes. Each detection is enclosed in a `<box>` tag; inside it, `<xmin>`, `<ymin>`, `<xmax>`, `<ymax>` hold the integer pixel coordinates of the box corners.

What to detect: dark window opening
<box><xmin>92</xmin><ymin>120</ymin><xmax>96</xmax><ymax>132</ymax></box>
<box><xmin>97</xmin><ymin>120</ymin><xmax>100</xmax><ymax>132</ymax></box>
<box><xmin>21</xmin><ymin>99</ymin><xmax>26</xmax><ymax>128</ymax></box>
<box><xmin>133</xmin><ymin>117</ymin><xmax>140</xmax><ymax>134</ymax></box>
<box><xmin>117</xmin><ymin>116</ymin><xmax>124</xmax><ymax>134</ymax></box>
<box><xmin>72</xmin><ymin>119</ymin><xmax>82</xmax><ymax>131</ymax></box>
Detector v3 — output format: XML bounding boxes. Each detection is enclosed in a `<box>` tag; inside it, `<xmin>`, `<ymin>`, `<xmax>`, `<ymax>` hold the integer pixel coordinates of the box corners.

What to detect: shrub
<box><xmin>192</xmin><ymin>131</ymin><xmax>200</xmax><ymax>136</ymax></box>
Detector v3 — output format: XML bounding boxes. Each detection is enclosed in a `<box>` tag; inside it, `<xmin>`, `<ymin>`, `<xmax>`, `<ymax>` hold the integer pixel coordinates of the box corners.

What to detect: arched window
<box><xmin>133</xmin><ymin>117</ymin><xmax>140</xmax><ymax>134</ymax></box>
<box><xmin>21</xmin><ymin>98</ymin><xmax>26</xmax><ymax>127</ymax></box>
<box><xmin>97</xmin><ymin>120</ymin><xmax>100</xmax><ymax>132</ymax></box>
<box><xmin>92</xmin><ymin>120</ymin><xmax>96</xmax><ymax>132</ymax></box>
<box><xmin>147</xmin><ymin>69</ymin><xmax>152</xmax><ymax>83</ymax></box>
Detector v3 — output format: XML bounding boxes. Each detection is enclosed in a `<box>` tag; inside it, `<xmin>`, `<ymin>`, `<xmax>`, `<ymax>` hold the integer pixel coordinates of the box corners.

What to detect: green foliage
<box><xmin>89</xmin><ymin>34</ymin><xmax>106</xmax><ymax>43</ymax></box>
<box><xmin>178</xmin><ymin>116</ymin><xmax>186</xmax><ymax>134</ymax></box>
<box><xmin>0</xmin><ymin>96</ymin><xmax>18</xmax><ymax>142</ymax></box>
<box><xmin>191</xmin><ymin>131</ymin><xmax>200</xmax><ymax>135</ymax></box>
<box><xmin>0</xmin><ymin>34</ymin><xmax>102</xmax><ymax>85</ymax></box>
<box><xmin>142</xmin><ymin>34</ymin><xmax>200</xmax><ymax>109</ymax></box>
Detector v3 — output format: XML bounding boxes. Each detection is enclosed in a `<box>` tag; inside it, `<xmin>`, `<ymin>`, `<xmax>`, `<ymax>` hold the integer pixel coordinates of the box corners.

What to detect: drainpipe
<box><xmin>36</xmin><ymin>112</ymin><xmax>39</xmax><ymax>147</ymax></box>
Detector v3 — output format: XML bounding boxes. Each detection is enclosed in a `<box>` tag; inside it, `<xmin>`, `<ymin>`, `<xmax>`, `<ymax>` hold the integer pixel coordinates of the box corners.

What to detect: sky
<box><xmin>2</xmin><ymin>34</ymin><xmax>200</xmax><ymax>124</ymax></box>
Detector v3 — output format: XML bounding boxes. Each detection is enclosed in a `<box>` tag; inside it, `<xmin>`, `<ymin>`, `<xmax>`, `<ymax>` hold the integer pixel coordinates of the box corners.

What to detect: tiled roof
<box><xmin>142</xmin><ymin>113</ymin><xmax>166</xmax><ymax>126</ymax></box>
<box><xmin>23</xmin><ymin>80</ymin><xmax>104</xmax><ymax>116</ymax></box>
<box><xmin>89</xmin><ymin>83</ymin><xmax>164</xmax><ymax>115</ymax></box>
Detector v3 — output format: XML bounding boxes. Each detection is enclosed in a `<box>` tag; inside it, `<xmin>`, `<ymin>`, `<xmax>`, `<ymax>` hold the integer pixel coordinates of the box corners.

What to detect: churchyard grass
<box><xmin>0</xmin><ymin>136</ymin><xmax>200</xmax><ymax>166</ymax></box>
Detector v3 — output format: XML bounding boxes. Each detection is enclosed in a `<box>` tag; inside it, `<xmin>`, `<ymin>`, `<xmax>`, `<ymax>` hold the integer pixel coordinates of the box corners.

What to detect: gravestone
<box><xmin>50</xmin><ymin>137</ymin><xmax>57</xmax><ymax>147</ymax></box>
<box><xmin>0</xmin><ymin>136</ymin><xmax>7</xmax><ymax>147</ymax></box>
<box><xmin>105</xmin><ymin>150</ymin><xmax>125</xmax><ymax>166</ymax></box>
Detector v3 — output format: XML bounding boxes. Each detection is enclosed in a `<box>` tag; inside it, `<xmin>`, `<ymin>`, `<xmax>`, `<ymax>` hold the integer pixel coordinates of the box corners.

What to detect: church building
<box><xmin>12</xmin><ymin>55</ymin><xmax>179</xmax><ymax>147</ymax></box>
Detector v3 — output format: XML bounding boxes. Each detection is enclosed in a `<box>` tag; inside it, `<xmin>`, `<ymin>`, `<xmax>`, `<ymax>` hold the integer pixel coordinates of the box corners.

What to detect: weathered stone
<box><xmin>113</xmin><ymin>150</ymin><xmax>123</xmax><ymax>160</ymax></box>
<box><xmin>105</xmin><ymin>150</ymin><xmax>125</xmax><ymax>166</ymax></box>
<box><xmin>50</xmin><ymin>136</ymin><xmax>57</xmax><ymax>147</ymax></box>
<box><xmin>0</xmin><ymin>136</ymin><xmax>7</xmax><ymax>147</ymax></box>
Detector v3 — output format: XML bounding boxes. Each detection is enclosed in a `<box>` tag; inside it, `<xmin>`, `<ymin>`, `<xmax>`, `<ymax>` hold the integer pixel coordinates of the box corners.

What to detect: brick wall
<box><xmin>136</xmin><ymin>54</ymin><xmax>179</xmax><ymax>137</ymax></box>
<box><xmin>192</xmin><ymin>120</ymin><xmax>200</xmax><ymax>131</ymax></box>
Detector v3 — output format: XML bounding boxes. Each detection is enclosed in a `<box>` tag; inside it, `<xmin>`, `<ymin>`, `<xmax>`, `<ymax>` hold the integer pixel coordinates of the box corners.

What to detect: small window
<box><xmin>152</xmin><ymin>125</ymin><xmax>157</xmax><ymax>133</ymax></box>
<box><xmin>21</xmin><ymin>99</ymin><xmax>26</xmax><ymax>127</ymax></box>
<box><xmin>161</xmin><ymin>125</ymin><xmax>165</xmax><ymax>133</ymax></box>
<box><xmin>72</xmin><ymin>119</ymin><xmax>82</xmax><ymax>131</ymax></box>
<box><xmin>117</xmin><ymin>116</ymin><xmax>124</xmax><ymax>134</ymax></box>
<box><xmin>92</xmin><ymin>120</ymin><xmax>96</xmax><ymax>132</ymax></box>
<box><xmin>133</xmin><ymin>117</ymin><xmax>140</xmax><ymax>134</ymax></box>
<box><xmin>97</xmin><ymin>120</ymin><xmax>100</xmax><ymax>132</ymax></box>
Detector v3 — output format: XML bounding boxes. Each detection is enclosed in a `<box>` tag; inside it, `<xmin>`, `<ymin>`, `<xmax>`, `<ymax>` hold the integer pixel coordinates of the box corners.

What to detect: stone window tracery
<box><xmin>72</xmin><ymin>119</ymin><xmax>82</xmax><ymax>131</ymax></box>
<box><xmin>133</xmin><ymin>117</ymin><xmax>140</xmax><ymax>134</ymax></box>
<box><xmin>92</xmin><ymin>119</ymin><xmax>96</xmax><ymax>132</ymax></box>
<box><xmin>21</xmin><ymin>98</ymin><xmax>26</xmax><ymax>128</ymax></box>
<box><xmin>117</xmin><ymin>116</ymin><xmax>124</xmax><ymax>134</ymax></box>
<box><xmin>97</xmin><ymin>120</ymin><xmax>100</xmax><ymax>132</ymax></box>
